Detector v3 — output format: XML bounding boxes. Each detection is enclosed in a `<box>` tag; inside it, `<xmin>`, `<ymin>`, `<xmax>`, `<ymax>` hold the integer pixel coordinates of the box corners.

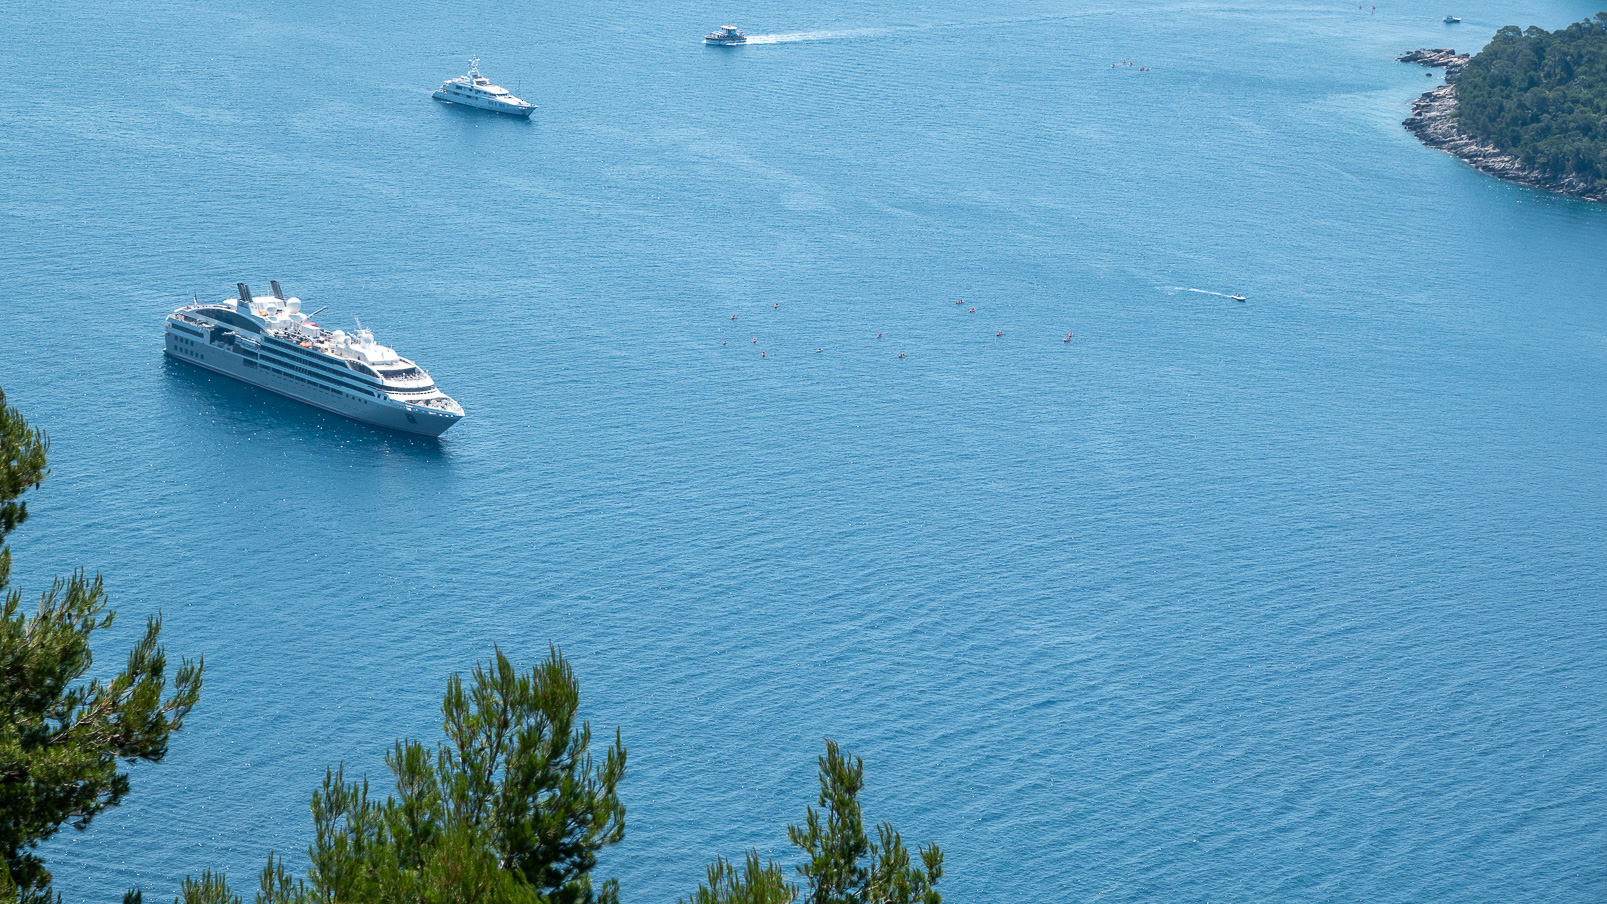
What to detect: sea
<box><xmin>3</xmin><ymin>0</ymin><xmax>1605</xmax><ymax>900</ymax></box>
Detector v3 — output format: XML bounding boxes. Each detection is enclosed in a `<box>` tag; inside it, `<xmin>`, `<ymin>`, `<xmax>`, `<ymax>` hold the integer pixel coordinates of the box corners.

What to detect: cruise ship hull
<box><xmin>165</xmin><ymin>329</ymin><xmax>462</xmax><ymax>436</ymax></box>
<box><xmin>431</xmin><ymin>92</ymin><xmax>535</xmax><ymax>118</ymax></box>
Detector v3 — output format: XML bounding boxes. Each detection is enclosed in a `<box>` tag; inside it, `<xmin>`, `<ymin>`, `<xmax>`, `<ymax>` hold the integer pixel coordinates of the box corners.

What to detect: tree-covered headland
<box><xmin>1454</xmin><ymin>14</ymin><xmax>1607</xmax><ymax>185</ymax></box>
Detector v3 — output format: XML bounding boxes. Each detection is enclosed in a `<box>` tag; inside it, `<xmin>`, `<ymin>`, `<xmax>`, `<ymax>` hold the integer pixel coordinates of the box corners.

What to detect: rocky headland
<box><xmin>1400</xmin><ymin>47</ymin><xmax>1607</xmax><ymax>202</ymax></box>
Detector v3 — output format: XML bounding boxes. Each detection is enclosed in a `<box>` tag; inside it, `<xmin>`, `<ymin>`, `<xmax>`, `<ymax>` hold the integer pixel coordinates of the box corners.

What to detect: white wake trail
<box><xmin>744</xmin><ymin>28</ymin><xmax>887</xmax><ymax>44</ymax></box>
<box><xmin>1157</xmin><ymin>286</ymin><xmax>1233</xmax><ymax>298</ymax></box>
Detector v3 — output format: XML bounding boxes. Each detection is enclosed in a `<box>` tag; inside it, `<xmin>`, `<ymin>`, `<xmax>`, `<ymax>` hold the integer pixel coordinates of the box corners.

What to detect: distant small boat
<box><xmin>705</xmin><ymin>25</ymin><xmax>747</xmax><ymax>45</ymax></box>
<box><xmin>1229</xmin><ymin>294</ymin><xmax>1246</xmax><ymax>302</ymax></box>
<box><xmin>1444</xmin><ymin>15</ymin><xmax>1461</xmax><ymax>23</ymax></box>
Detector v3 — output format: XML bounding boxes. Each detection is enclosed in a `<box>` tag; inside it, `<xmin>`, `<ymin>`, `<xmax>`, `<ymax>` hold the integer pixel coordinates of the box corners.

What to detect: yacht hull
<box><xmin>165</xmin><ymin>330</ymin><xmax>462</xmax><ymax>436</ymax></box>
<box><xmin>432</xmin><ymin>92</ymin><xmax>535</xmax><ymax>118</ymax></box>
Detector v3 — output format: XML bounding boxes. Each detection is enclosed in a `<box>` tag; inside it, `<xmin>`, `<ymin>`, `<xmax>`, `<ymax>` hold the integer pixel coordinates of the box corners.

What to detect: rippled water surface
<box><xmin>4</xmin><ymin>0</ymin><xmax>1607</xmax><ymax>900</ymax></box>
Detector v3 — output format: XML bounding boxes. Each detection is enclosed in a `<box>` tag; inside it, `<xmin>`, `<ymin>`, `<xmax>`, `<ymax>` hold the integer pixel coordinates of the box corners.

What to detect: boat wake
<box><xmin>1158</xmin><ymin>286</ymin><xmax>1235</xmax><ymax>299</ymax></box>
<box><xmin>744</xmin><ymin>17</ymin><xmax>1078</xmax><ymax>45</ymax></box>
<box><xmin>745</xmin><ymin>28</ymin><xmax>886</xmax><ymax>44</ymax></box>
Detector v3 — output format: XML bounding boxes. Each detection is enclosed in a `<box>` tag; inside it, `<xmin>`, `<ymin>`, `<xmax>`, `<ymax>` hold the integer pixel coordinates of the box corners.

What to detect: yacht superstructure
<box><xmin>165</xmin><ymin>282</ymin><xmax>464</xmax><ymax>436</ymax></box>
<box><xmin>432</xmin><ymin>59</ymin><xmax>536</xmax><ymax>117</ymax></box>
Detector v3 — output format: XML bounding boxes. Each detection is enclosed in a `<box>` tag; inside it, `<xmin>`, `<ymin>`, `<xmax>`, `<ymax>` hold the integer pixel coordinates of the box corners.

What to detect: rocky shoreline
<box><xmin>1399</xmin><ymin>48</ymin><xmax>1607</xmax><ymax>202</ymax></box>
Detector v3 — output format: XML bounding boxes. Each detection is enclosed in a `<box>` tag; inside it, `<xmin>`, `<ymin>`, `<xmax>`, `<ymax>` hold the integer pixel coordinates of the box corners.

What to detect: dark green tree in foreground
<box><xmin>169</xmin><ymin>649</ymin><xmax>946</xmax><ymax>904</ymax></box>
<box><xmin>682</xmin><ymin>741</ymin><xmax>944</xmax><ymax>904</ymax></box>
<box><xmin>0</xmin><ymin>389</ymin><xmax>204</xmax><ymax>902</ymax></box>
<box><xmin>180</xmin><ymin>646</ymin><xmax>628</xmax><ymax>904</ymax></box>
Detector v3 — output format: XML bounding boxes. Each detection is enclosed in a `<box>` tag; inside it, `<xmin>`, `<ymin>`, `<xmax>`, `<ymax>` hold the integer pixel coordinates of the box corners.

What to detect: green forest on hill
<box><xmin>1455</xmin><ymin>13</ymin><xmax>1607</xmax><ymax>185</ymax></box>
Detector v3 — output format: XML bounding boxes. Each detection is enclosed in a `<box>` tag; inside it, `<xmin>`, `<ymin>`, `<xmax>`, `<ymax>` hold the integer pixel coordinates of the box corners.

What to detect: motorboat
<box><xmin>705</xmin><ymin>25</ymin><xmax>747</xmax><ymax>45</ymax></box>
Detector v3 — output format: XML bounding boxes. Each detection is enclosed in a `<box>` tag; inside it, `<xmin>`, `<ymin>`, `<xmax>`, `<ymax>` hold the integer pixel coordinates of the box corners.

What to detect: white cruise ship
<box><xmin>432</xmin><ymin>60</ymin><xmax>536</xmax><ymax>117</ymax></box>
<box><xmin>165</xmin><ymin>283</ymin><xmax>465</xmax><ymax>436</ymax></box>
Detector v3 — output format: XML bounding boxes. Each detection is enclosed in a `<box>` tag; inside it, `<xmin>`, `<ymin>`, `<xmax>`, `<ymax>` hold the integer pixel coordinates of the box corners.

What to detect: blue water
<box><xmin>4</xmin><ymin>0</ymin><xmax>1607</xmax><ymax>900</ymax></box>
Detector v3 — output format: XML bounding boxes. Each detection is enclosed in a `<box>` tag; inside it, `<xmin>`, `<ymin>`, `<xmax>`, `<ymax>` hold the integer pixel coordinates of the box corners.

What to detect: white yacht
<box><xmin>432</xmin><ymin>60</ymin><xmax>535</xmax><ymax>117</ymax></box>
<box><xmin>165</xmin><ymin>282</ymin><xmax>465</xmax><ymax>436</ymax></box>
<box><xmin>704</xmin><ymin>25</ymin><xmax>747</xmax><ymax>45</ymax></box>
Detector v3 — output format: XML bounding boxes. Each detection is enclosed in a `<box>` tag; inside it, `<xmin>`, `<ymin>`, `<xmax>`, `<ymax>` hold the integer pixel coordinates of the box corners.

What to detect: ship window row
<box><xmin>262</xmin><ymin>344</ymin><xmax>375</xmax><ymax>389</ymax></box>
<box><xmin>263</xmin><ymin>338</ymin><xmax>366</xmax><ymax>381</ymax></box>
<box><xmin>261</xmin><ymin>345</ymin><xmax>428</xmax><ymax>400</ymax></box>
<box><xmin>171</xmin><ymin>323</ymin><xmax>204</xmax><ymax>339</ymax></box>
<box><xmin>262</xmin><ymin>354</ymin><xmax>379</xmax><ymax>397</ymax></box>
<box><xmin>175</xmin><ymin>335</ymin><xmax>381</xmax><ymax>403</ymax></box>
<box><xmin>264</xmin><ymin>365</ymin><xmax>340</xmax><ymax>398</ymax></box>
<box><xmin>263</xmin><ymin>364</ymin><xmax>373</xmax><ymax>405</ymax></box>
<box><xmin>263</xmin><ymin>364</ymin><xmax>364</xmax><ymax>399</ymax></box>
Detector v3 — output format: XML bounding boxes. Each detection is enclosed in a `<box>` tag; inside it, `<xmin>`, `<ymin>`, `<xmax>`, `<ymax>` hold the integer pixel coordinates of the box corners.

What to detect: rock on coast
<box><xmin>1400</xmin><ymin>48</ymin><xmax>1607</xmax><ymax>202</ymax></box>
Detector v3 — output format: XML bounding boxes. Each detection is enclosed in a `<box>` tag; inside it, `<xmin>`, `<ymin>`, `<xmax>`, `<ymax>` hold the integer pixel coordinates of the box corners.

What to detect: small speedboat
<box><xmin>705</xmin><ymin>25</ymin><xmax>747</xmax><ymax>45</ymax></box>
<box><xmin>1444</xmin><ymin>15</ymin><xmax>1461</xmax><ymax>23</ymax></box>
<box><xmin>1229</xmin><ymin>294</ymin><xmax>1246</xmax><ymax>302</ymax></box>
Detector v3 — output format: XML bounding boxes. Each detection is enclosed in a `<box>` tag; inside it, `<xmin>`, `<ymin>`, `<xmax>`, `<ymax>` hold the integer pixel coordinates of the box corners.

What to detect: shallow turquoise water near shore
<box><xmin>4</xmin><ymin>0</ymin><xmax>1607</xmax><ymax>900</ymax></box>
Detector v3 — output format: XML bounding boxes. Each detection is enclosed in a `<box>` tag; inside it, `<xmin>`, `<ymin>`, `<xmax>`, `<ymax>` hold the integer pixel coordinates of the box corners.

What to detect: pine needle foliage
<box><xmin>0</xmin><ymin>389</ymin><xmax>48</xmax><ymax>541</ymax></box>
<box><xmin>0</xmin><ymin>389</ymin><xmax>203</xmax><ymax>903</ymax></box>
<box><xmin>683</xmin><ymin>853</ymin><xmax>795</xmax><ymax>904</ymax></box>
<box><xmin>176</xmin><ymin>872</ymin><xmax>239</xmax><ymax>904</ymax></box>
<box><xmin>180</xmin><ymin>645</ymin><xmax>627</xmax><ymax>904</ymax></box>
<box><xmin>683</xmin><ymin>741</ymin><xmax>943</xmax><ymax>904</ymax></box>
